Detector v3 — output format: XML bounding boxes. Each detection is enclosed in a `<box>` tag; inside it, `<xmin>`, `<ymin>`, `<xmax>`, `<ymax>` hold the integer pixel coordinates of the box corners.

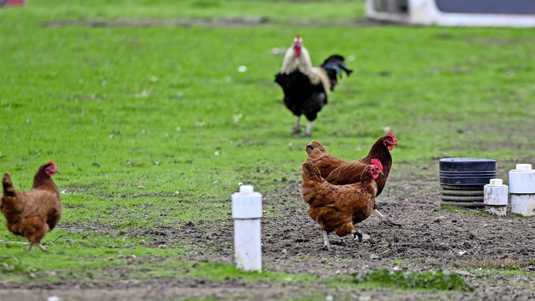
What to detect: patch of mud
<box><xmin>0</xmin><ymin>283</ymin><xmax>307</xmax><ymax>301</ymax></box>
<box><xmin>43</xmin><ymin>17</ymin><xmax>386</xmax><ymax>28</ymax></box>
<box><xmin>182</xmin><ymin>165</ymin><xmax>535</xmax><ymax>274</ymax></box>
<box><xmin>169</xmin><ymin>162</ymin><xmax>535</xmax><ymax>299</ymax></box>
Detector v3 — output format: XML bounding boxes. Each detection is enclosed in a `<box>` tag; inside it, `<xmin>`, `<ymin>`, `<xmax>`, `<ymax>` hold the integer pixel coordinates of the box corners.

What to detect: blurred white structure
<box><xmin>509</xmin><ymin>164</ymin><xmax>535</xmax><ymax>216</ymax></box>
<box><xmin>484</xmin><ymin>179</ymin><xmax>508</xmax><ymax>217</ymax></box>
<box><xmin>366</xmin><ymin>0</ymin><xmax>535</xmax><ymax>27</ymax></box>
<box><xmin>232</xmin><ymin>185</ymin><xmax>262</xmax><ymax>271</ymax></box>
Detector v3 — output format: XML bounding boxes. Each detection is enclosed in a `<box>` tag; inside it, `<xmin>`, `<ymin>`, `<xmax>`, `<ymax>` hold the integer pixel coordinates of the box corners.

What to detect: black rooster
<box><xmin>275</xmin><ymin>36</ymin><xmax>353</xmax><ymax>136</ymax></box>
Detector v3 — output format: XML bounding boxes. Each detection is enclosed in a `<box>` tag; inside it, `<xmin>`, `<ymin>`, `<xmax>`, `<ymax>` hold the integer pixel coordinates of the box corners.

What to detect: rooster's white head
<box><xmin>293</xmin><ymin>35</ymin><xmax>303</xmax><ymax>57</ymax></box>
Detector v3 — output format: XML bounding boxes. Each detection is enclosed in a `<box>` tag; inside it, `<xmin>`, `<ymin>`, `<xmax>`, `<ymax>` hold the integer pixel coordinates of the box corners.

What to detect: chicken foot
<box><xmin>27</xmin><ymin>243</ymin><xmax>48</xmax><ymax>252</ymax></box>
<box><xmin>374</xmin><ymin>209</ymin><xmax>402</xmax><ymax>227</ymax></box>
<box><xmin>352</xmin><ymin>229</ymin><xmax>371</xmax><ymax>242</ymax></box>
<box><xmin>353</xmin><ymin>230</ymin><xmax>363</xmax><ymax>242</ymax></box>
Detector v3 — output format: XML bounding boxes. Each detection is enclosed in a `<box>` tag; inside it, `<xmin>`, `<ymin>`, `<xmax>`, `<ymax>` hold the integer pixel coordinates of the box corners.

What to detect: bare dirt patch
<box><xmin>172</xmin><ymin>162</ymin><xmax>535</xmax><ymax>299</ymax></box>
<box><xmin>0</xmin><ymin>284</ymin><xmax>307</xmax><ymax>301</ymax></box>
<box><xmin>186</xmin><ymin>163</ymin><xmax>535</xmax><ymax>273</ymax></box>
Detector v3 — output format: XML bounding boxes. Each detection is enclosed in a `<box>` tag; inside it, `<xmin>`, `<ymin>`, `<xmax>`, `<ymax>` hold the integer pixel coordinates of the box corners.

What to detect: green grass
<box><xmin>0</xmin><ymin>230</ymin><xmax>314</xmax><ymax>285</ymax></box>
<box><xmin>330</xmin><ymin>269</ymin><xmax>471</xmax><ymax>292</ymax></box>
<box><xmin>179</xmin><ymin>261</ymin><xmax>316</xmax><ymax>283</ymax></box>
<box><xmin>11</xmin><ymin>0</ymin><xmax>363</xmax><ymax>21</ymax></box>
<box><xmin>1</xmin><ymin>0</ymin><xmax>535</xmax><ymax>287</ymax></box>
<box><xmin>460</xmin><ymin>258</ymin><xmax>534</xmax><ymax>278</ymax></box>
<box><xmin>0</xmin><ymin>230</ymin><xmax>183</xmax><ymax>283</ymax></box>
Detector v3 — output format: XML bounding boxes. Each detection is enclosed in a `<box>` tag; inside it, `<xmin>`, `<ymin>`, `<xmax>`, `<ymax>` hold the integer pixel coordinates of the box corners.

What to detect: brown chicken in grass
<box><xmin>1</xmin><ymin>161</ymin><xmax>61</xmax><ymax>251</ymax></box>
<box><xmin>302</xmin><ymin>160</ymin><xmax>383</xmax><ymax>250</ymax></box>
<box><xmin>305</xmin><ymin>130</ymin><xmax>400</xmax><ymax>226</ymax></box>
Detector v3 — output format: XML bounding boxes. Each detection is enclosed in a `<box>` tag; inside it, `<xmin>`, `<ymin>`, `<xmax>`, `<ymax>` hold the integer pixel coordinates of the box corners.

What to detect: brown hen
<box><xmin>325</xmin><ymin>130</ymin><xmax>397</xmax><ymax>195</ymax></box>
<box><xmin>301</xmin><ymin>160</ymin><xmax>382</xmax><ymax>250</ymax></box>
<box><xmin>305</xmin><ymin>131</ymin><xmax>400</xmax><ymax>226</ymax></box>
<box><xmin>1</xmin><ymin>161</ymin><xmax>61</xmax><ymax>251</ymax></box>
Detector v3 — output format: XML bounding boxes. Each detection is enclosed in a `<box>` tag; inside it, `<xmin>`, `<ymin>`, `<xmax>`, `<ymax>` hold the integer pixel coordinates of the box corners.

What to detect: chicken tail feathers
<box><xmin>321</xmin><ymin>55</ymin><xmax>353</xmax><ymax>76</ymax></box>
<box><xmin>2</xmin><ymin>173</ymin><xmax>15</xmax><ymax>197</ymax></box>
<box><xmin>320</xmin><ymin>54</ymin><xmax>353</xmax><ymax>91</ymax></box>
<box><xmin>47</xmin><ymin>208</ymin><xmax>61</xmax><ymax>231</ymax></box>
<box><xmin>302</xmin><ymin>162</ymin><xmax>323</xmax><ymax>183</ymax></box>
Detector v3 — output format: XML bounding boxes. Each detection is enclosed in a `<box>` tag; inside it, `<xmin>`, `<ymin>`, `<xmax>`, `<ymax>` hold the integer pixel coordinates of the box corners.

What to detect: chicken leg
<box><xmin>293</xmin><ymin>116</ymin><xmax>302</xmax><ymax>135</ymax></box>
<box><xmin>322</xmin><ymin>230</ymin><xmax>331</xmax><ymax>250</ymax></box>
<box><xmin>374</xmin><ymin>209</ymin><xmax>402</xmax><ymax>227</ymax></box>
<box><xmin>305</xmin><ymin>121</ymin><xmax>314</xmax><ymax>137</ymax></box>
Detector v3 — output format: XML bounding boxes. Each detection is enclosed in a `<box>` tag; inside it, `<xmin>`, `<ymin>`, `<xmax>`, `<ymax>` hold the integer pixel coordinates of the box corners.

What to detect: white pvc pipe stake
<box><xmin>509</xmin><ymin>164</ymin><xmax>535</xmax><ymax>216</ymax></box>
<box><xmin>484</xmin><ymin>178</ymin><xmax>508</xmax><ymax>216</ymax></box>
<box><xmin>231</xmin><ymin>185</ymin><xmax>262</xmax><ymax>271</ymax></box>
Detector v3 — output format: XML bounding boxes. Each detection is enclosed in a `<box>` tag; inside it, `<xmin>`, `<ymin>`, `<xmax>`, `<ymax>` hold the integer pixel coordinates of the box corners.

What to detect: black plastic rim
<box><xmin>440</xmin><ymin>171</ymin><xmax>497</xmax><ymax>175</ymax></box>
<box><xmin>440</xmin><ymin>177</ymin><xmax>493</xmax><ymax>186</ymax></box>
<box><xmin>439</xmin><ymin>157</ymin><xmax>496</xmax><ymax>172</ymax></box>
<box><xmin>440</xmin><ymin>175</ymin><xmax>496</xmax><ymax>180</ymax></box>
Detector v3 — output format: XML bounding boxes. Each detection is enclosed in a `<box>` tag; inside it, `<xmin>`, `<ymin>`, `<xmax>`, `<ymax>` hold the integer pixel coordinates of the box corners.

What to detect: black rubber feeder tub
<box><xmin>439</xmin><ymin>158</ymin><xmax>496</xmax><ymax>207</ymax></box>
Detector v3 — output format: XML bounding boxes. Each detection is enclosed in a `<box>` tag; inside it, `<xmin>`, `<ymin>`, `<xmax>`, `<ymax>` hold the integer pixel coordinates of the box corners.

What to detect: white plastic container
<box><xmin>366</xmin><ymin>0</ymin><xmax>535</xmax><ymax>28</ymax></box>
<box><xmin>484</xmin><ymin>179</ymin><xmax>508</xmax><ymax>216</ymax></box>
<box><xmin>231</xmin><ymin>185</ymin><xmax>262</xmax><ymax>271</ymax></box>
<box><xmin>509</xmin><ymin>164</ymin><xmax>535</xmax><ymax>216</ymax></box>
